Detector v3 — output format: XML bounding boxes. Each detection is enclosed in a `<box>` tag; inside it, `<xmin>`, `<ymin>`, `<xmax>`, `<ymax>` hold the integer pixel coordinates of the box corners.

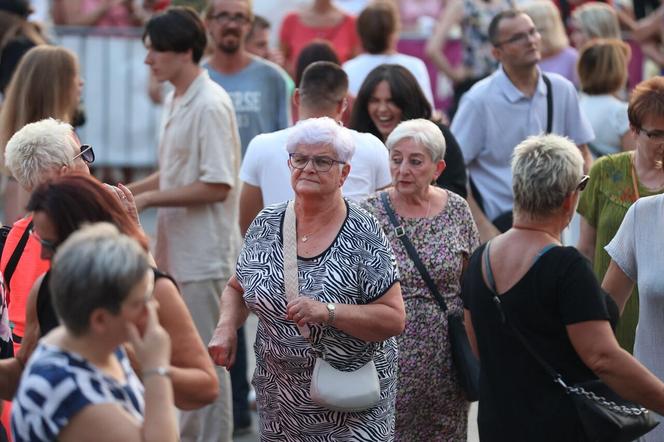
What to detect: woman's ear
<box><xmin>339</xmin><ymin>163</ymin><xmax>351</xmax><ymax>187</ymax></box>
<box><xmin>433</xmin><ymin>159</ymin><xmax>446</xmax><ymax>181</ymax></box>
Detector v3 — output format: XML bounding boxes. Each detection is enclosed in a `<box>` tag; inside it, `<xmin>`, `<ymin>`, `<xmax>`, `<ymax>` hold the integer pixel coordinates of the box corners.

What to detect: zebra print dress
<box><xmin>237</xmin><ymin>200</ymin><xmax>400</xmax><ymax>441</ymax></box>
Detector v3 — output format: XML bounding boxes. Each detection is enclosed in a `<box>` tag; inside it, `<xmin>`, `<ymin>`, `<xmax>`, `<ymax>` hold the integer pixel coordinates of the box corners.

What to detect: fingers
<box><xmin>126</xmin><ymin>322</ymin><xmax>141</xmax><ymax>349</ymax></box>
<box><xmin>117</xmin><ymin>183</ymin><xmax>136</xmax><ymax>203</ymax></box>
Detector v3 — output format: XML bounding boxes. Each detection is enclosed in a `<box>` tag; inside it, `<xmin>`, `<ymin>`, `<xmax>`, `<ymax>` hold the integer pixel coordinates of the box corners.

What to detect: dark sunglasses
<box><xmin>577</xmin><ymin>175</ymin><xmax>590</xmax><ymax>191</ymax></box>
<box><xmin>72</xmin><ymin>144</ymin><xmax>95</xmax><ymax>164</ymax></box>
<box><xmin>30</xmin><ymin>228</ymin><xmax>58</xmax><ymax>253</ymax></box>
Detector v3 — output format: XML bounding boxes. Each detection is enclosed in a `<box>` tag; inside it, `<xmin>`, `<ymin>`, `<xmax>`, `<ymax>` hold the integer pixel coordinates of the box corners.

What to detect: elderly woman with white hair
<box><xmin>209</xmin><ymin>117</ymin><xmax>405</xmax><ymax>440</ymax></box>
<box><xmin>361</xmin><ymin>118</ymin><xmax>479</xmax><ymax>440</ymax></box>
<box><xmin>461</xmin><ymin>134</ymin><xmax>664</xmax><ymax>440</ymax></box>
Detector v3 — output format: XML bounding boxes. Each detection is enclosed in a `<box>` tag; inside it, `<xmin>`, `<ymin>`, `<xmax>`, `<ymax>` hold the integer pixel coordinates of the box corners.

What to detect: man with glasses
<box><xmin>451</xmin><ymin>9</ymin><xmax>594</xmax><ymax>242</ymax></box>
<box><xmin>239</xmin><ymin>61</ymin><xmax>391</xmax><ymax>235</ymax></box>
<box><xmin>204</xmin><ymin>0</ymin><xmax>291</xmax><ymax>157</ymax></box>
<box><xmin>129</xmin><ymin>6</ymin><xmax>239</xmax><ymax>442</ymax></box>
<box><xmin>1</xmin><ymin>118</ymin><xmax>93</xmax><ymax>359</ymax></box>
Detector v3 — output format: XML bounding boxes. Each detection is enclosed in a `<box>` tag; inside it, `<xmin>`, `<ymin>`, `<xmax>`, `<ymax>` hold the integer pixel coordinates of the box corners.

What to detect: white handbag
<box><xmin>283</xmin><ymin>201</ymin><xmax>381</xmax><ymax>412</ymax></box>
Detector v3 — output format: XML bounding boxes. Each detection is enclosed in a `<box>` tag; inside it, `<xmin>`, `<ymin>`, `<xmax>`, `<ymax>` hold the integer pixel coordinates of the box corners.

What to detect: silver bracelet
<box><xmin>142</xmin><ymin>366</ymin><xmax>171</xmax><ymax>379</ymax></box>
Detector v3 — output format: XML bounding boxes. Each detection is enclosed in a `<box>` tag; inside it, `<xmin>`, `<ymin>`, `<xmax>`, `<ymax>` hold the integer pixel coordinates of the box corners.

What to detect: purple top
<box><xmin>539</xmin><ymin>46</ymin><xmax>579</xmax><ymax>87</ymax></box>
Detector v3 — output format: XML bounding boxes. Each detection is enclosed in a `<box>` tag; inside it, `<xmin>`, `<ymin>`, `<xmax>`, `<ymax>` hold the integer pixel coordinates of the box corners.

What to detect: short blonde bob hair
<box><xmin>577</xmin><ymin>38</ymin><xmax>630</xmax><ymax>95</ymax></box>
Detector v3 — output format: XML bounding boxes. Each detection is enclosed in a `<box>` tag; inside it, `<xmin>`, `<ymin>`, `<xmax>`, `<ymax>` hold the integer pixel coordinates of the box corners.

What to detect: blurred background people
<box><xmin>424</xmin><ymin>0</ymin><xmax>514</xmax><ymax>116</ymax></box>
<box><xmin>209</xmin><ymin>117</ymin><xmax>405</xmax><ymax>440</ymax></box>
<box><xmin>343</xmin><ymin>1</ymin><xmax>434</xmax><ymax>107</ymax></box>
<box><xmin>362</xmin><ymin>119</ymin><xmax>478</xmax><ymax>440</ymax></box>
<box><xmin>463</xmin><ymin>133</ymin><xmax>664</xmax><ymax>440</ymax></box>
<box><xmin>0</xmin><ymin>46</ymin><xmax>83</xmax><ymax>224</ymax></box>
<box><xmin>51</xmin><ymin>0</ymin><xmax>154</xmax><ymax>27</ymax></box>
<box><xmin>577</xmin><ymin>38</ymin><xmax>632</xmax><ymax>157</ymax></box>
<box><xmin>577</xmin><ymin>76</ymin><xmax>664</xmax><ymax>354</ymax></box>
<box><xmin>11</xmin><ymin>223</ymin><xmax>178</xmax><ymax>442</ymax></box>
<box><xmin>350</xmin><ymin>64</ymin><xmax>467</xmax><ymax>198</ymax></box>
<box><xmin>279</xmin><ymin>0</ymin><xmax>360</xmax><ymax>77</ymax></box>
<box><xmin>569</xmin><ymin>2</ymin><xmax>621</xmax><ymax>49</ymax></box>
<box><xmin>523</xmin><ymin>0</ymin><xmax>579</xmax><ymax>85</ymax></box>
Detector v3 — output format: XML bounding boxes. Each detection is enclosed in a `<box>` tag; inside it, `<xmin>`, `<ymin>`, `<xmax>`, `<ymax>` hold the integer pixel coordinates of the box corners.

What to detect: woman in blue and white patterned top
<box><xmin>11</xmin><ymin>223</ymin><xmax>177</xmax><ymax>442</ymax></box>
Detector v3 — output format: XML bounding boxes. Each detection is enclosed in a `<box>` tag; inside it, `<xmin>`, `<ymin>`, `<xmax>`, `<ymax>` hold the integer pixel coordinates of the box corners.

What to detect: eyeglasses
<box><xmin>210</xmin><ymin>12</ymin><xmax>250</xmax><ymax>25</ymax></box>
<box><xmin>495</xmin><ymin>28</ymin><xmax>540</xmax><ymax>47</ymax></box>
<box><xmin>30</xmin><ymin>228</ymin><xmax>58</xmax><ymax>253</ymax></box>
<box><xmin>577</xmin><ymin>175</ymin><xmax>590</xmax><ymax>191</ymax></box>
<box><xmin>288</xmin><ymin>153</ymin><xmax>345</xmax><ymax>172</ymax></box>
<box><xmin>636</xmin><ymin>127</ymin><xmax>664</xmax><ymax>143</ymax></box>
<box><xmin>72</xmin><ymin>144</ymin><xmax>95</xmax><ymax>164</ymax></box>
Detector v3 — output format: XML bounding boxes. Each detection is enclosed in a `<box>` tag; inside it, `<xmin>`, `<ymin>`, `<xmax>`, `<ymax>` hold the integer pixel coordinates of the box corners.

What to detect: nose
<box><xmin>144</xmin><ymin>51</ymin><xmax>153</xmax><ymax>65</ymax></box>
<box><xmin>302</xmin><ymin>158</ymin><xmax>316</xmax><ymax>172</ymax></box>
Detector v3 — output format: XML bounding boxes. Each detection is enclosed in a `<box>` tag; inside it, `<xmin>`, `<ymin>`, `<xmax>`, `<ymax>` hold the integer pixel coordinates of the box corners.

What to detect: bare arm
<box><xmin>134</xmin><ymin>181</ymin><xmax>231</xmax><ymax>211</ymax></box>
<box><xmin>424</xmin><ymin>0</ymin><xmax>466</xmax><ymax>83</ymax></box>
<box><xmin>152</xmin><ymin>278</ymin><xmax>219</xmax><ymax>410</ymax></box>
<box><xmin>128</xmin><ymin>171</ymin><xmax>160</xmax><ymax>196</ymax></box>
<box><xmin>0</xmin><ymin>358</ymin><xmax>24</xmax><ymax>400</ymax></box>
<box><xmin>464</xmin><ymin>308</ymin><xmax>479</xmax><ymax>359</ymax></box>
<box><xmin>286</xmin><ymin>283</ymin><xmax>405</xmax><ymax>342</ymax></box>
<box><xmin>578</xmin><ymin>144</ymin><xmax>593</xmax><ymax>174</ymax></box>
<box><xmin>601</xmin><ymin>260</ymin><xmax>635</xmax><ymax>315</ymax></box>
<box><xmin>576</xmin><ymin>216</ymin><xmax>596</xmax><ymax>262</ymax></box>
<box><xmin>208</xmin><ymin>276</ymin><xmax>251</xmax><ymax>369</ymax></box>
<box><xmin>467</xmin><ymin>186</ymin><xmax>500</xmax><ymax>243</ymax></box>
<box><xmin>239</xmin><ymin>183</ymin><xmax>264</xmax><ymax>237</ymax></box>
<box><xmin>52</xmin><ymin>0</ymin><xmax>119</xmax><ymax>26</ymax></box>
<box><xmin>567</xmin><ymin>320</ymin><xmax>664</xmax><ymax>414</ymax></box>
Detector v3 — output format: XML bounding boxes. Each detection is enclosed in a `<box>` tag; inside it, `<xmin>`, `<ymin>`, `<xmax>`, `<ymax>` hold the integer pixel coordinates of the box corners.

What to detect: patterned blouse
<box><xmin>12</xmin><ymin>343</ymin><xmax>144</xmax><ymax>442</ymax></box>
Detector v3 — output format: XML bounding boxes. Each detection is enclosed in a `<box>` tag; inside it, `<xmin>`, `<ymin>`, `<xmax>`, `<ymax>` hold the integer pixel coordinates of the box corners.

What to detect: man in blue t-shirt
<box><xmin>204</xmin><ymin>0</ymin><xmax>291</xmax><ymax>157</ymax></box>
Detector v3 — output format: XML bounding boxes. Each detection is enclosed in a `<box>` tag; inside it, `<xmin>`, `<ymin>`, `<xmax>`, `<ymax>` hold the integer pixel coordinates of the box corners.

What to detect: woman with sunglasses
<box><xmin>209</xmin><ymin>117</ymin><xmax>405</xmax><ymax>440</ymax></box>
<box><xmin>0</xmin><ymin>173</ymin><xmax>219</xmax><ymax>411</ymax></box>
<box><xmin>0</xmin><ymin>46</ymin><xmax>84</xmax><ymax>225</ymax></box>
<box><xmin>577</xmin><ymin>77</ymin><xmax>664</xmax><ymax>354</ymax></box>
<box><xmin>462</xmin><ymin>133</ymin><xmax>664</xmax><ymax>440</ymax></box>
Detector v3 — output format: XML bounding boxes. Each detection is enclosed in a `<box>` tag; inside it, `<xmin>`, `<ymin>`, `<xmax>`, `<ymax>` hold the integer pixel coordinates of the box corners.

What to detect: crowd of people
<box><xmin>0</xmin><ymin>0</ymin><xmax>664</xmax><ymax>441</ymax></box>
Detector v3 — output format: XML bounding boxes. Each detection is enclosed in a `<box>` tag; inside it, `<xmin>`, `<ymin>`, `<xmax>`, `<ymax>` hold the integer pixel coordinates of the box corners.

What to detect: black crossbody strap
<box><xmin>482</xmin><ymin>240</ymin><xmax>562</xmax><ymax>382</ymax></box>
<box><xmin>543</xmin><ymin>74</ymin><xmax>553</xmax><ymax>134</ymax></box>
<box><xmin>380</xmin><ymin>192</ymin><xmax>448</xmax><ymax>313</ymax></box>
<box><xmin>4</xmin><ymin>221</ymin><xmax>33</xmax><ymax>289</ymax></box>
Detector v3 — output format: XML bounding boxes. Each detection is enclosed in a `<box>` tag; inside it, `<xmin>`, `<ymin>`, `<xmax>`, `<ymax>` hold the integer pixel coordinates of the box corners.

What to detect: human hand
<box><xmin>286</xmin><ymin>297</ymin><xmax>328</xmax><ymax>327</ymax></box>
<box><xmin>127</xmin><ymin>300</ymin><xmax>171</xmax><ymax>371</ymax></box>
<box><xmin>106</xmin><ymin>183</ymin><xmax>141</xmax><ymax>225</ymax></box>
<box><xmin>449</xmin><ymin>66</ymin><xmax>468</xmax><ymax>85</ymax></box>
<box><xmin>208</xmin><ymin>325</ymin><xmax>237</xmax><ymax>369</ymax></box>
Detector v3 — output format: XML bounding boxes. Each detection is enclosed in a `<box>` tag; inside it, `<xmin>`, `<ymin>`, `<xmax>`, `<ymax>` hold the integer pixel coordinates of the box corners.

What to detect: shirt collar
<box><xmin>496</xmin><ymin>65</ymin><xmax>547</xmax><ymax>103</ymax></box>
<box><xmin>177</xmin><ymin>69</ymin><xmax>209</xmax><ymax>108</ymax></box>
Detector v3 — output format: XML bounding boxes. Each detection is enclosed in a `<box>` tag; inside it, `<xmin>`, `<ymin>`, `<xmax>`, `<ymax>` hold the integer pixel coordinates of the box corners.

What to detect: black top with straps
<box><xmin>37</xmin><ymin>268</ymin><xmax>176</xmax><ymax>337</ymax></box>
<box><xmin>461</xmin><ymin>243</ymin><xmax>618</xmax><ymax>441</ymax></box>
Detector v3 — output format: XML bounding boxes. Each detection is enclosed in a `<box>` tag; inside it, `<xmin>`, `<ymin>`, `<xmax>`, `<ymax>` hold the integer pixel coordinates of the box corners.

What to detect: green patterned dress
<box><xmin>577</xmin><ymin>152</ymin><xmax>664</xmax><ymax>353</ymax></box>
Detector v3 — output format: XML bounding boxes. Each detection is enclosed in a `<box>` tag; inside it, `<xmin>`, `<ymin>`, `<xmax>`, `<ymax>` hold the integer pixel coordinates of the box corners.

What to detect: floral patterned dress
<box><xmin>362</xmin><ymin>191</ymin><xmax>480</xmax><ymax>441</ymax></box>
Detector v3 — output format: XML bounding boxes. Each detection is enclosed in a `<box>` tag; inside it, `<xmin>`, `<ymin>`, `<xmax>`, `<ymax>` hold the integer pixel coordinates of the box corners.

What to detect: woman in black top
<box><xmin>461</xmin><ymin>134</ymin><xmax>664</xmax><ymax>441</ymax></box>
<box><xmin>349</xmin><ymin>64</ymin><xmax>468</xmax><ymax>198</ymax></box>
<box><xmin>18</xmin><ymin>174</ymin><xmax>219</xmax><ymax>410</ymax></box>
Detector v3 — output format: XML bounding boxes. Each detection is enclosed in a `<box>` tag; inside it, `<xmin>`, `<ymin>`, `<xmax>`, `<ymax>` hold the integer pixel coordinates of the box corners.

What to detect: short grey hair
<box><xmin>285</xmin><ymin>117</ymin><xmax>355</xmax><ymax>163</ymax></box>
<box><xmin>5</xmin><ymin>118</ymin><xmax>80</xmax><ymax>191</ymax></box>
<box><xmin>385</xmin><ymin>119</ymin><xmax>446</xmax><ymax>162</ymax></box>
<box><xmin>50</xmin><ymin>222</ymin><xmax>151</xmax><ymax>336</ymax></box>
<box><xmin>512</xmin><ymin>134</ymin><xmax>584</xmax><ymax>217</ymax></box>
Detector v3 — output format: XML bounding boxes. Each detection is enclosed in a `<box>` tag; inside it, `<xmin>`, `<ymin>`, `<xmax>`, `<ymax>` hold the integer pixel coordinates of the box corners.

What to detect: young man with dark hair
<box><xmin>130</xmin><ymin>6</ymin><xmax>240</xmax><ymax>442</ymax></box>
<box><xmin>239</xmin><ymin>61</ymin><xmax>391</xmax><ymax>235</ymax></box>
<box><xmin>451</xmin><ymin>9</ymin><xmax>594</xmax><ymax>241</ymax></box>
<box><xmin>342</xmin><ymin>0</ymin><xmax>433</xmax><ymax>105</ymax></box>
<box><xmin>204</xmin><ymin>0</ymin><xmax>291</xmax><ymax>156</ymax></box>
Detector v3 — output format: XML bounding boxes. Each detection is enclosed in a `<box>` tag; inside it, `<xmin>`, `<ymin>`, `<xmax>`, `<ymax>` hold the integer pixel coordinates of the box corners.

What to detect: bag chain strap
<box><xmin>555</xmin><ymin>377</ymin><xmax>648</xmax><ymax>416</ymax></box>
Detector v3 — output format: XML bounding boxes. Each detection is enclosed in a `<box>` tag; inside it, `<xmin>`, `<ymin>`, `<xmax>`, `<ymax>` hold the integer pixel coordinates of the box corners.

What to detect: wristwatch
<box><xmin>326</xmin><ymin>303</ymin><xmax>336</xmax><ymax>325</ymax></box>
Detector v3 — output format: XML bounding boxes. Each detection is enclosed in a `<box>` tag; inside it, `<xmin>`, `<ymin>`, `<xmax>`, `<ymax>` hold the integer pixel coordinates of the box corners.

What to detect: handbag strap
<box><xmin>4</xmin><ymin>221</ymin><xmax>33</xmax><ymax>293</ymax></box>
<box><xmin>543</xmin><ymin>74</ymin><xmax>553</xmax><ymax>134</ymax></box>
<box><xmin>283</xmin><ymin>201</ymin><xmax>310</xmax><ymax>338</ymax></box>
<box><xmin>482</xmin><ymin>240</ymin><xmax>565</xmax><ymax>385</ymax></box>
<box><xmin>379</xmin><ymin>191</ymin><xmax>449</xmax><ymax>314</ymax></box>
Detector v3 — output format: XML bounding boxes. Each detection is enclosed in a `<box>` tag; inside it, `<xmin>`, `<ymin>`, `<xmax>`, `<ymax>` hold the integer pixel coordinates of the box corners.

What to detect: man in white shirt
<box><xmin>129</xmin><ymin>7</ymin><xmax>240</xmax><ymax>442</ymax></box>
<box><xmin>240</xmin><ymin>61</ymin><xmax>391</xmax><ymax>235</ymax></box>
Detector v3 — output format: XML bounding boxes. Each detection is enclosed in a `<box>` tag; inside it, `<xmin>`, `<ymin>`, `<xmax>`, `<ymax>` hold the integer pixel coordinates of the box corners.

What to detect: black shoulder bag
<box><xmin>380</xmin><ymin>192</ymin><xmax>480</xmax><ymax>401</ymax></box>
<box><xmin>482</xmin><ymin>241</ymin><xmax>658</xmax><ymax>442</ymax></box>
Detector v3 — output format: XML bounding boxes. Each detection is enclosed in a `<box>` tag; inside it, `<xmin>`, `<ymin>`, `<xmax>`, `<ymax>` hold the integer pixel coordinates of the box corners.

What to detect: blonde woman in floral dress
<box><xmin>362</xmin><ymin>119</ymin><xmax>479</xmax><ymax>440</ymax></box>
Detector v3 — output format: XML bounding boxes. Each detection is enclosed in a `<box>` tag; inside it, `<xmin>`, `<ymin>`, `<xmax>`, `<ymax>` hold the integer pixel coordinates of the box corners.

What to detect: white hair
<box><xmin>285</xmin><ymin>117</ymin><xmax>355</xmax><ymax>163</ymax></box>
<box><xmin>512</xmin><ymin>134</ymin><xmax>584</xmax><ymax>217</ymax></box>
<box><xmin>5</xmin><ymin>118</ymin><xmax>79</xmax><ymax>191</ymax></box>
<box><xmin>385</xmin><ymin>119</ymin><xmax>446</xmax><ymax>162</ymax></box>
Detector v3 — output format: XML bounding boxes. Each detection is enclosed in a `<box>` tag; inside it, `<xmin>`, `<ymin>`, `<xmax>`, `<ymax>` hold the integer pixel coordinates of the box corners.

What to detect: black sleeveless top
<box><xmin>38</xmin><ymin>268</ymin><xmax>176</xmax><ymax>337</ymax></box>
